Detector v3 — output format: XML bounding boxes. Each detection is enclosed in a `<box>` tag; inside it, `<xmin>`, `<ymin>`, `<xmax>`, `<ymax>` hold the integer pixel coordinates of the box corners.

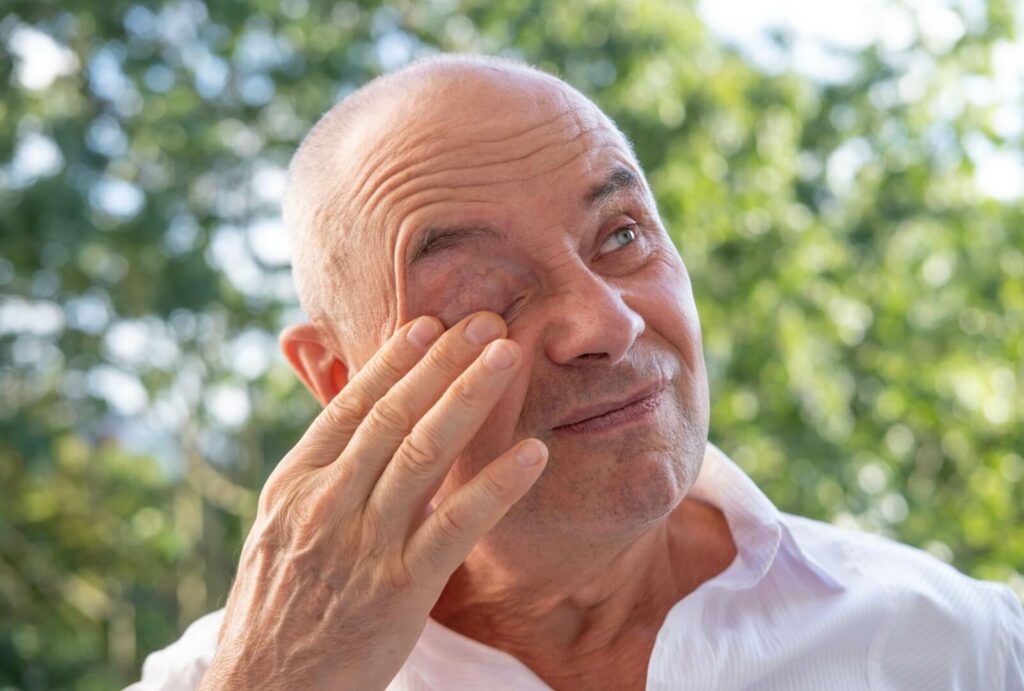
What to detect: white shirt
<box><xmin>128</xmin><ymin>443</ymin><xmax>1024</xmax><ymax>690</ymax></box>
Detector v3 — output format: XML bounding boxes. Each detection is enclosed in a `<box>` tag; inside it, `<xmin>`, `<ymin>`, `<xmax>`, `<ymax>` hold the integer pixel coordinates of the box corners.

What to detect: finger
<box><xmin>336</xmin><ymin>311</ymin><xmax>507</xmax><ymax>495</ymax></box>
<box><xmin>405</xmin><ymin>438</ymin><xmax>547</xmax><ymax>582</ymax></box>
<box><xmin>368</xmin><ymin>338</ymin><xmax>523</xmax><ymax>527</ymax></box>
<box><xmin>290</xmin><ymin>316</ymin><xmax>442</xmax><ymax>468</ymax></box>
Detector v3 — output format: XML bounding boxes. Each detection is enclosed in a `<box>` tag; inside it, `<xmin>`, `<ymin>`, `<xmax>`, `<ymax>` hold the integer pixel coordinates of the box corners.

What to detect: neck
<box><xmin>431</xmin><ymin>496</ymin><xmax>736</xmax><ymax>689</ymax></box>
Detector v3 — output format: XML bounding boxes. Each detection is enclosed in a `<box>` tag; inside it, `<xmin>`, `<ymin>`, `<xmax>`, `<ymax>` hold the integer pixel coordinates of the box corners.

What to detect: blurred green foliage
<box><xmin>0</xmin><ymin>0</ymin><xmax>1021</xmax><ymax>687</ymax></box>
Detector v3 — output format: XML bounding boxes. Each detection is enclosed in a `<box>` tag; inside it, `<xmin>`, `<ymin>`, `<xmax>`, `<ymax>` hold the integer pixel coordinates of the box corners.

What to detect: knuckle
<box><xmin>261</xmin><ymin>495</ymin><xmax>305</xmax><ymax>544</ymax></box>
<box><xmin>257</xmin><ymin>484</ymin><xmax>279</xmax><ymax>517</ymax></box>
<box><xmin>433</xmin><ymin>506</ymin><xmax>469</xmax><ymax>543</ymax></box>
<box><xmin>257</xmin><ymin>470</ymin><xmax>302</xmax><ymax>519</ymax></box>
<box><xmin>478</xmin><ymin>468</ymin><xmax>514</xmax><ymax>501</ymax></box>
<box><xmin>399</xmin><ymin>431</ymin><xmax>443</xmax><ymax>478</ymax></box>
<box><xmin>369</xmin><ymin>397</ymin><xmax>414</xmax><ymax>436</ymax></box>
<box><xmin>260</xmin><ymin>473</ymin><xmax>356</xmax><ymax>550</ymax></box>
<box><xmin>287</xmin><ymin>487</ymin><xmax>332</xmax><ymax>544</ymax></box>
<box><xmin>447</xmin><ymin>376</ymin><xmax>481</xmax><ymax>408</ymax></box>
<box><xmin>423</xmin><ymin>343</ymin><xmax>464</xmax><ymax>374</ymax></box>
<box><xmin>323</xmin><ymin>392</ymin><xmax>372</xmax><ymax>432</ymax></box>
<box><xmin>381</xmin><ymin>561</ymin><xmax>416</xmax><ymax>592</ymax></box>
<box><xmin>398</xmin><ymin>549</ymin><xmax>428</xmax><ymax>588</ymax></box>
<box><xmin>257</xmin><ymin>471</ymin><xmax>288</xmax><ymax>515</ymax></box>
<box><xmin>357</xmin><ymin>506</ymin><xmax>391</xmax><ymax>558</ymax></box>
<box><xmin>372</xmin><ymin>352</ymin><xmax>407</xmax><ymax>383</ymax></box>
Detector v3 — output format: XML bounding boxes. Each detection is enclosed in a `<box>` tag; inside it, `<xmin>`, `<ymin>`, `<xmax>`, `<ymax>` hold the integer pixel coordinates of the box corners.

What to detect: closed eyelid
<box><xmin>441</xmin><ymin>287</ymin><xmax>513</xmax><ymax>324</ymax></box>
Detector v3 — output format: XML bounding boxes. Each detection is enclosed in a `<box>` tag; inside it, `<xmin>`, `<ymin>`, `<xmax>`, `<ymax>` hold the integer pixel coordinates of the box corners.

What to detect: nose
<box><xmin>542</xmin><ymin>263</ymin><xmax>644</xmax><ymax>366</ymax></box>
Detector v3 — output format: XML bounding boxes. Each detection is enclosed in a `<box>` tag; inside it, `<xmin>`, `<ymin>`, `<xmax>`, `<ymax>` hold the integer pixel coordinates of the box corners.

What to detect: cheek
<box><xmin>634</xmin><ymin>251</ymin><xmax>703</xmax><ymax>360</ymax></box>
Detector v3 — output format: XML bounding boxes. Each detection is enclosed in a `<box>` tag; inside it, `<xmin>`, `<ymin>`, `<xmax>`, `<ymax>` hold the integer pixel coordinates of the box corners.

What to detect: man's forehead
<box><xmin>394</xmin><ymin>137</ymin><xmax>643</xmax><ymax>237</ymax></box>
<box><xmin>324</xmin><ymin>65</ymin><xmax>646</xmax><ymax>287</ymax></box>
<box><xmin>348</xmin><ymin>83</ymin><xmax>635</xmax><ymax>228</ymax></box>
<box><xmin>406</xmin><ymin>163</ymin><xmax>644</xmax><ymax>268</ymax></box>
<box><xmin>352</xmin><ymin>83</ymin><xmax>612</xmax><ymax>170</ymax></box>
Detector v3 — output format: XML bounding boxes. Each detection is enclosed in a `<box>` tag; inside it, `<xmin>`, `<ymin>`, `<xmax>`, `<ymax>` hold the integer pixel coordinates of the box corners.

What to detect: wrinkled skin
<box><xmin>203</xmin><ymin>312</ymin><xmax>547</xmax><ymax>690</ymax></box>
<box><xmin>206</xmin><ymin>61</ymin><xmax>736</xmax><ymax>691</ymax></box>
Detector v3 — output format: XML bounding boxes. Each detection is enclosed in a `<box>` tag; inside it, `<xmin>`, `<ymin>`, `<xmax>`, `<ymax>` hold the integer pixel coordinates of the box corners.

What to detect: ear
<box><xmin>279</xmin><ymin>323</ymin><xmax>349</xmax><ymax>407</ymax></box>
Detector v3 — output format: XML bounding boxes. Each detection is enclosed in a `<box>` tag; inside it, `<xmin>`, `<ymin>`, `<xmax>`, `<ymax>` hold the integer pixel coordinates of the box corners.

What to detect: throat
<box><xmin>430</xmin><ymin>497</ymin><xmax>737</xmax><ymax>689</ymax></box>
<box><xmin>434</xmin><ymin>588</ymin><xmax>665</xmax><ymax>691</ymax></box>
<box><xmin>531</xmin><ymin>629</ymin><xmax>659</xmax><ymax>691</ymax></box>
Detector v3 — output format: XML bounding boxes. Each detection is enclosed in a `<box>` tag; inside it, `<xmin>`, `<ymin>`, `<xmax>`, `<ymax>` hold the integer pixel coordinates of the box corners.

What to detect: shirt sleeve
<box><xmin>998</xmin><ymin>587</ymin><xmax>1024</xmax><ymax>691</ymax></box>
<box><xmin>124</xmin><ymin>609</ymin><xmax>225</xmax><ymax>691</ymax></box>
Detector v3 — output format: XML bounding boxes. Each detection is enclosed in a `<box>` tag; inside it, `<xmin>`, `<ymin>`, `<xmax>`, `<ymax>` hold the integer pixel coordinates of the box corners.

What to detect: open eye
<box><xmin>599</xmin><ymin>225</ymin><xmax>637</xmax><ymax>255</ymax></box>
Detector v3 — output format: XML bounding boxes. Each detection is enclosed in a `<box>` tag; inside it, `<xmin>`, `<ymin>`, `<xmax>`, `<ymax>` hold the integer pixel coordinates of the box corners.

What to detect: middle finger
<box><xmin>332</xmin><ymin>311</ymin><xmax>506</xmax><ymax>496</ymax></box>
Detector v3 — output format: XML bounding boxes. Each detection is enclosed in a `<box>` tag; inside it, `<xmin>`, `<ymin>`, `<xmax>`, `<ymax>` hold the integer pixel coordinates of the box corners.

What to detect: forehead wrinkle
<box><xmin>363</xmin><ymin>123</ymin><xmax>614</xmax><ymax>225</ymax></box>
<box><xmin>395</xmin><ymin>139</ymin><xmax>626</xmax><ymax>207</ymax></box>
<box><xmin>421</xmin><ymin>103</ymin><xmax>579</xmax><ymax>149</ymax></box>
<box><xmin>382</xmin><ymin>153</ymin><xmax>579</xmax><ymax>252</ymax></box>
<box><xmin>390</xmin><ymin>150</ymin><xmax>640</xmax><ymax>288</ymax></box>
<box><xmin>383</xmin><ymin>139</ymin><xmax>633</xmax><ymax>264</ymax></box>
<box><xmin>347</xmin><ymin>127</ymin><xmax>447</xmax><ymax>212</ymax></box>
<box><xmin>362</xmin><ymin>130</ymin><xmax>583</xmax><ymax>216</ymax></box>
<box><xmin>349</xmin><ymin>103</ymin><xmax>577</xmax><ymax>206</ymax></box>
<box><xmin>355</xmin><ymin>111</ymin><xmax>591</xmax><ymax>216</ymax></box>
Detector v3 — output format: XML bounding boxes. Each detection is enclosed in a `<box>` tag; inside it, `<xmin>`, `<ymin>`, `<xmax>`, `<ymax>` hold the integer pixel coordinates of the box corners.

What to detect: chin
<box><xmin>513</xmin><ymin>417</ymin><xmax>706</xmax><ymax>546</ymax></box>
<box><xmin>600</xmin><ymin>448</ymin><xmax>696</xmax><ymax>532</ymax></box>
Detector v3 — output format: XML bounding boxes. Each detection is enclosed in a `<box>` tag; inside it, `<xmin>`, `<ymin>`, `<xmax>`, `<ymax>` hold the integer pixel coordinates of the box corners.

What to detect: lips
<box><xmin>551</xmin><ymin>380</ymin><xmax>666</xmax><ymax>431</ymax></box>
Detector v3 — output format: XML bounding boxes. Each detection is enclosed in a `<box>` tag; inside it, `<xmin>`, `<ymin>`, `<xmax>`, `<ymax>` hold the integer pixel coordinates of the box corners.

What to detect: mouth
<box><xmin>552</xmin><ymin>381</ymin><xmax>666</xmax><ymax>435</ymax></box>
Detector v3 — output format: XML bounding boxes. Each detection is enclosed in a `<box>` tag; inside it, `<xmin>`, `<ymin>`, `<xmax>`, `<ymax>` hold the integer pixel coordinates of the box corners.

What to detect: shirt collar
<box><xmin>407</xmin><ymin>442</ymin><xmax>845</xmax><ymax>688</ymax></box>
<box><xmin>693</xmin><ymin>442</ymin><xmax>845</xmax><ymax>592</ymax></box>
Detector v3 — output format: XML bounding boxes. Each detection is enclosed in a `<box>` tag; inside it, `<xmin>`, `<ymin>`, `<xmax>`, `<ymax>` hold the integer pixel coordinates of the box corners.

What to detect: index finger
<box><xmin>292</xmin><ymin>316</ymin><xmax>443</xmax><ymax>468</ymax></box>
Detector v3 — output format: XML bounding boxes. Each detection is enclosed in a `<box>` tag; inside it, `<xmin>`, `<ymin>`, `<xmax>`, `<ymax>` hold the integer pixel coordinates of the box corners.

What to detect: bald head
<box><xmin>282</xmin><ymin>54</ymin><xmax>634</xmax><ymax>364</ymax></box>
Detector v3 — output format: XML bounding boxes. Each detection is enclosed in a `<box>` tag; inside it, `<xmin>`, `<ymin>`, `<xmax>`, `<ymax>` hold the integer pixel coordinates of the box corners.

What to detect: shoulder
<box><xmin>782</xmin><ymin>511</ymin><xmax>1007</xmax><ymax>600</ymax></box>
<box><xmin>125</xmin><ymin>609</ymin><xmax>225</xmax><ymax>691</ymax></box>
<box><xmin>780</xmin><ymin>512</ymin><xmax>1024</xmax><ymax>688</ymax></box>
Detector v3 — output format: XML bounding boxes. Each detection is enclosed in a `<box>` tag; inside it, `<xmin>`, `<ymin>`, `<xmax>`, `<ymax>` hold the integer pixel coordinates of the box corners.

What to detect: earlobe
<box><xmin>279</xmin><ymin>323</ymin><xmax>350</xmax><ymax>406</ymax></box>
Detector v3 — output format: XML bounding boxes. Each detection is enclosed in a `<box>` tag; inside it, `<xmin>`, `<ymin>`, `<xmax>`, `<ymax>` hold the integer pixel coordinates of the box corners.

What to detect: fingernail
<box><xmin>465</xmin><ymin>314</ymin><xmax>501</xmax><ymax>345</ymax></box>
<box><xmin>516</xmin><ymin>440</ymin><xmax>546</xmax><ymax>466</ymax></box>
<box><xmin>483</xmin><ymin>340</ymin><xmax>517</xmax><ymax>370</ymax></box>
<box><xmin>406</xmin><ymin>317</ymin><xmax>439</xmax><ymax>348</ymax></box>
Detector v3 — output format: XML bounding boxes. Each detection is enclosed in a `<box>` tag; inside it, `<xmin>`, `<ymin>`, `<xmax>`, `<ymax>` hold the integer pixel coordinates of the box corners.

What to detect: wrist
<box><xmin>198</xmin><ymin>653</ymin><xmax>260</xmax><ymax>691</ymax></box>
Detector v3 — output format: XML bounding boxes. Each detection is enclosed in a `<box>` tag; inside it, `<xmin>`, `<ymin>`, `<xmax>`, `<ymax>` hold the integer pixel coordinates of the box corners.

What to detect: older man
<box><xmin>130</xmin><ymin>55</ymin><xmax>1023</xmax><ymax>690</ymax></box>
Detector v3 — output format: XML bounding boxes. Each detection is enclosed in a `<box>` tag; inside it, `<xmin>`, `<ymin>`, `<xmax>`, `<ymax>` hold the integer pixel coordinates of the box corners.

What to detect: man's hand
<box><xmin>199</xmin><ymin>312</ymin><xmax>547</xmax><ymax>690</ymax></box>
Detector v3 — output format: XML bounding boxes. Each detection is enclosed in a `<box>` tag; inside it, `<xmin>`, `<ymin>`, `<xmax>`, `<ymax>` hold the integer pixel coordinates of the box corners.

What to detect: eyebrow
<box><xmin>407</xmin><ymin>166</ymin><xmax>642</xmax><ymax>267</ymax></box>
<box><xmin>582</xmin><ymin>166</ymin><xmax>640</xmax><ymax>208</ymax></box>
<box><xmin>408</xmin><ymin>223</ymin><xmax>502</xmax><ymax>266</ymax></box>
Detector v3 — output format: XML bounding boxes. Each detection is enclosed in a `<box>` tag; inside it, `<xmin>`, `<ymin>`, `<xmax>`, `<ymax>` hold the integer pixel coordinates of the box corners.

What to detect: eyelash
<box><xmin>500</xmin><ymin>295</ymin><xmax>525</xmax><ymax>322</ymax></box>
<box><xmin>598</xmin><ymin>223</ymin><xmax>640</xmax><ymax>257</ymax></box>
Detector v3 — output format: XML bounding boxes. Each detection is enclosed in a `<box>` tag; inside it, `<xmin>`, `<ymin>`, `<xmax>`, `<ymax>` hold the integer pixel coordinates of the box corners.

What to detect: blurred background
<box><xmin>1</xmin><ymin>0</ymin><xmax>1022</xmax><ymax>687</ymax></box>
